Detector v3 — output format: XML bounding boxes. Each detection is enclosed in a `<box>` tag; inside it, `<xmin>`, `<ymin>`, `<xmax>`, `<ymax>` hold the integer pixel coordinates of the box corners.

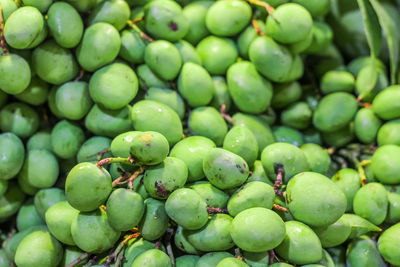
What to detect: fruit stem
<box><xmin>357</xmin><ymin>159</ymin><xmax>371</xmax><ymax>186</ymax></box>
<box><xmin>245</xmin><ymin>0</ymin><xmax>274</xmax><ymax>15</ymax></box>
<box><xmin>74</xmin><ymin>69</ymin><xmax>85</xmax><ymax>82</ymax></box>
<box><xmin>0</xmin><ymin>5</ymin><xmax>9</xmax><ymax>56</ymax></box>
<box><xmin>66</xmin><ymin>252</ymin><xmax>89</xmax><ymax>267</ymax></box>
<box><xmin>105</xmin><ymin>232</ymin><xmax>141</xmax><ymax>266</ymax></box>
<box><xmin>112</xmin><ymin>172</ymin><xmax>131</xmax><ymax>187</ymax></box>
<box><xmin>165</xmin><ymin>228</ymin><xmax>176</xmax><ymax>267</ymax></box>
<box><xmin>268</xmin><ymin>250</ymin><xmax>279</xmax><ymax>265</ymax></box>
<box><xmin>220</xmin><ymin>104</ymin><xmax>235</xmax><ymax>125</ymax></box>
<box><xmin>128</xmin><ymin>166</ymin><xmax>145</xmax><ymax>190</ymax></box>
<box><xmin>207</xmin><ymin>206</ymin><xmax>229</xmax><ymax>214</ymax></box>
<box><xmin>252</xmin><ymin>19</ymin><xmax>265</xmax><ymax>36</ymax></box>
<box><xmin>127</xmin><ymin>20</ymin><xmax>154</xmax><ymax>42</ymax></box>
<box><xmin>273</xmin><ymin>163</ymin><xmax>285</xmax><ymax>196</ymax></box>
<box><xmin>273</xmin><ymin>203</ymin><xmax>288</xmax><ymax>212</ymax></box>
<box><xmin>97</xmin><ymin>156</ymin><xmax>134</xmax><ymax>168</ymax></box>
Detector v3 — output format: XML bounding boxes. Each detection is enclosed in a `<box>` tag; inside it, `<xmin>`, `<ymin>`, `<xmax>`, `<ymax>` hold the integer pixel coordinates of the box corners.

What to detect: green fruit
<box><xmin>21</xmin><ymin>0</ymin><xmax>53</xmax><ymax>12</ymax></box>
<box><xmin>371</xmin><ymin>145</ymin><xmax>400</xmax><ymax>184</ymax></box>
<box><xmin>71</xmin><ymin>209</ymin><xmax>121</xmax><ymax>253</ymax></box>
<box><xmin>230</xmin><ymin>207</ymin><xmax>285</xmax><ymax>252</ymax></box>
<box><xmin>178</xmin><ymin>62</ymin><xmax>213</xmax><ymax>107</ymax></box>
<box><xmin>130</xmin><ymin>131</ymin><xmax>169</xmax><ymax>165</ymax></box>
<box><xmin>17</xmin><ymin>200</ymin><xmax>44</xmax><ymax>231</ymax></box>
<box><xmin>210</xmin><ymin>76</ymin><xmax>231</xmax><ymax>111</ymax></box>
<box><xmin>106</xmin><ymin>188</ymin><xmax>144</xmax><ymax>231</ymax></box>
<box><xmin>15</xmin><ymin>230</ymin><xmax>63</xmax><ymax>267</ymax></box>
<box><xmin>247</xmin><ymin>160</ymin><xmax>273</xmax><ymax>185</ymax></box>
<box><xmin>183</xmin><ymin>1</ymin><xmax>213</xmax><ymax>44</ymax></box>
<box><xmin>271</xmin><ymin>81</ymin><xmax>302</xmax><ymax>109</ymax></box>
<box><xmin>223</xmin><ymin>126</ymin><xmax>258</xmax><ymax>166</ymax></box>
<box><xmin>372</xmin><ymin>85</ymin><xmax>400</xmax><ymax>120</ymax></box>
<box><xmin>322</xmin><ymin>123</ymin><xmax>355</xmax><ymax>148</ymax></box>
<box><xmin>289</xmin><ymin>29</ymin><xmax>313</xmax><ymax>53</ymax></box>
<box><xmin>45</xmin><ymin>201</ymin><xmax>79</xmax><ymax>245</ymax></box>
<box><xmin>216</xmin><ymin>257</ymin><xmax>249</xmax><ymax>267</ymax></box>
<box><xmin>305</xmin><ymin>21</ymin><xmax>333</xmax><ymax>54</ymax></box>
<box><xmin>144</xmin><ymin>0</ymin><xmax>188</xmax><ymax>42</ymax></box>
<box><xmin>0</xmin><ymin>179</ymin><xmax>7</xmax><ymax>196</ymax></box>
<box><xmin>34</xmin><ymin>188</ymin><xmax>66</xmax><ymax>219</ymax></box>
<box><xmin>137</xmin><ymin>64</ymin><xmax>169</xmax><ymax>89</ymax></box>
<box><xmin>176</xmin><ymin>255</ymin><xmax>200</xmax><ymax>267</ymax></box>
<box><xmin>353</xmin><ymin>182</ymin><xmax>388</xmax><ymax>225</ymax></box>
<box><xmin>139</xmin><ymin>198</ymin><xmax>169</xmax><ymax>241</ymax></box>
<box><xmin>175</xmin><ymin>40</ymin><xmax>202</xmax><ymax>64</ymax></box>
<box><xmin>331</xmin><ymin>168</ymin><xmax>361</xmax><ymax>212</ymax></box>
<box><xmin>312</xmin><ymin>215</ymin><xmax>351</xmax><ymax>248</ymax></box>
<box><xmin>0</xmin><ymin>249</ymin><xmax>11</xmax><ymax>267</ymax></box>
<box><xmin>65</xmin><ymin>162</ymin><xmax>112</xmax><ymax>212</ymax></box>
<box><xmin>320</xmin><ymin>71</ymin><xmax>355</xmax><ymax>94</ymax></box>
<box><xmin>347</xmin><ymin>236</ymin><xmax>385</xmax><ymax>267</ymax></box>
<box><xmin>355</xmin><ymin>65</ymin><xmax>387</xmax><ymax>102</ymax></box>
<box><xmin>228</xmin><ymin>181</ymin><xmax>274</xmax><ymax>216</ymax></box>
<box><xmin>0</xmin><ymin>102</ymin><xmax>39</xmax><ymax>138</ymax></box>
<box><xmin>131</xmin><ymin>100</ymin><xmax>183</xmax><ymax>146</ymax></box>
<box><xmin>51</xmin><ymin>120</ymin><xmax>85</xmax><ymax>159</ymax></box>
<box><xmin>4</xmin><ymin>6</ymin><xmax>45</xmax><ymax>49</ymax></box>
<box><xmin>110</xmin><ymin>131</ymin><xmax>141</xmax><ymax>158</ymax></box>
<box><xmin>175</xmin><ymin>226</ymin><xmax>200</xmax><ymax>254</ymax></box>
<box><xmin>77</xmin><ymin>136</ymin><xmax>112</xmax><ymax>163</ymax></box>
<box><xmin>313</xmin><ymin>92</ymin><xmax>358</xmax><ymax>132</ymax></box>
<box><xmin>145</xmin><ymin>87</ymin><xmax>185</xmax><ymax>119</ymax></box>
<box><xmin>131</xmin><ymin>249</ymin><xmax>171</xmax><ymax>267</ymax></box>
<box><xmin>276</xmin><ymin>221</ymin><xmax>323</xmax><ymax>264</ymax></box>
<box><xmin>189</xmin><ymin>106</ymin><xmax>228</xmax><ymax>146</ymax></box>
<box><xmin>205</xmin><ymin>0</ymin><xmax>251</xmax><ymax>37</ymax></box>
<box><xmin>0</xmin><ymin>182</ymin><xmax>25</xmax><ymax>220</ymax></box>
<box><xmin>124</xmin><ymin>238</ymin><xmax>159</xmax><ymax>266</ymax></box>
<box><xmin>287</xmin><ymin>172</ymin><xmax>347</xmax><ymax>227</ymax></box>
<box><xmin>386</xmin><ymin>192</ymin><xmax>400</xmax><ymax>224</ymax></box>
<box><xmin>47</xmin><ymin>2</ymin><xmax>83</xmax><ymax>48</ymax></box>
<box><xmin>203</xmin><ymin>148</ymin><xmax>249</xmax><ymax>190</ymax></box>
<box><xmin>119</xmin><ymin>29</ymin><xmax>147</xmax><ymax>64</ymax></box>
<box><xmin>196</xmin><ymin>252</ymin><xmax>233</xmax><ymax>267</ymax></box>
<box><xmin>354</xmin><ymin>108</ymin><xmax>382</xmax><ymax>144</ymax></box>
<box><xmin>32</xmin><ymin>40</ymin><xmax>79</xmax><ymax>85</ymax></box>
<box><xmin>300</xmin><ymin>143</ymin><xmax>330</xmax><ymax>174</ymax></box>
<box><xmin>60</xmin><ymin>246</ymin><xmax>88</xmax><ymax>267</ymax></box>
<box><xmin>14</xmin><ymin>77</ymin><xmax>49</xmax><ymax>106</ymax></box>
<box><xmin>189</xmin><ymin>182</ymin><xmax>229</xmax><ymax>208</ymax></box>
<box><xmin>273</xmin><ymin>126</ymin><xmax>304</xmax><ymax>147</ymax></box>
<box><xmin>47</xmin><ymin>86</ymin><xmax>64</xmax><ymax>118</ymax></box>
<box><xmin>237</xmin><ymin>20</ymin><xmax>267</xmax><ymax>59</ymax></box>
<box><xmin>0</xmin><ymin>0</ymin><xmax>18</xmax><ymax>21</ymax></box>
<box><xmin>88</xmin><ymin>0</ymin><xmax>130</xmax><ymax>31</ymax></box>
<box><xmin>89</xmin><ymin>63</ymin><xmax>138</xmax><ymax>110</ymax></box>
<box><xmin>377</xmin><ymin>119</ymin><xmax>400</xmax><ymax>146</ymax></box>
<box><xmin>0</xmin><ymin>132</ymin><xmax>24</xmax><ymax>180</ymax></box>
<box><xmin>76</xmin><ymin>22</ymin><xmax>121</xmax><ymax>71</ymax></box>
<box><xmin>292</xmin><ymin>0</ymin><xmax>330</xmax><ymax>17</ymax></box>
<box><xmin>281</xmin><ymin>102</ymin><xmax>312</xmax><ymax>130</ymax></box>
<box><xmin>196</xmin><ymin>36</ymin><xmax>238</xmax><ymax>75</ymax></box>
<box><xmin>378</xmin><ymin>222</ymin><xmax>400</xmax><ymax>266</ymax></box>
<box><xmin>242</xmin><ymin>251</ymin><xmax>269</xmax><ymax>267</ymax></box>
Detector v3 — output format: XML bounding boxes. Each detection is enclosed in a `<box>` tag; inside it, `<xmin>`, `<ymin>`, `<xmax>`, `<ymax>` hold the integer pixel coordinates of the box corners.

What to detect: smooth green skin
<box><xmin>176</xmin><ymin>255</ymin><xmax>200</xmax><ymax>267</ymax></box>
<box><xmin>144</xmin><ymin>0</ymin><xmax>188</xmax><ymax>42</ymax></box>
<box><xmin>131</xmin><ymin>100</ymin><xmax>183</xmax><ymax>146</ymax></box>
<box><xmin>34</xmin><ymin>188</ymin><xmax>65</xmax><ymax>219</ymax></box>
<box><xmin>353</xmin><ymin>182</ymin><xmax>388</xmax><ymax>225</ymax></box>
<box><xmin>371</xmin><ymin>145</ymin><xmax>400</xmax><ymax>184</ymax></box>
<box><xmin>281</xmin><ymin>102</ymin><xmax>312</xmax><ymax>130</ymax></box>
<box><xmin>372</xmin><ymin>85</ymin><xmax>400</xmax><ymax>120</ymax></box>
<box><xmin>64</xmin><ymin>0</ymin><xmax>98</xmax><ymax>12</ymax></box>
<box><xmin>47</xmin><ymin>2</ymin><xmax>83</xmax><ymax>48</ymax></box>
<box><xmin>211</xmin><ymin>76</ymin><xmax>232</xmax><ymax>111</ymax></box>
<box><xmin>300</xmin><ymin>143</ymin><xmax>330</xmax><ymax>175</ymax></box>
<box><xmin>293</xmin><ymin>0</ymin><xmax>330</xmax><ymax>17</ymax></box>
<box><xmin>145</xmin><ymin>40</ymin><xmax>182</xmax><ymax>81</ymax></box>
<box><xmin>287</xmin><ymin>172</ymin><xmax>347</xmax><ymax>227</ymax></box>
<box><xmin>60</xmin><ymin>246</ymin><xmax>87</xmax><ymax>267</ymax></box>
<box><xmin>71</xmin><ymin>209</ymin><xmax>121</xmax><ymax>253</ymax></box>
<box><xmin>206</xmin><ymin>0</ymin><xmax>251</xmax><ymax>37</ymax></box>
<box><xmin>0</xmin><ymin>132</ymin><xmax>24</xmax><ymax>180</ymax></box>
<box><xmin>137</xmin><ymin>64</ymin><xmax>169</xmax><ymax>89</ymax></box>
<box><xmin>110</xmin><ymin>131</ymin><xmax>141</xmax><ymax>158</ymax></box>
<box><xmin>305</xmin><ymin>21</ymin><xmax>333</xmax><ymax>54</ymax></box>
<box><xmin>0</xmin><ymin>102</ymin><xmax>39</xmax><ymax>138</ymax></box>
<box><xmin>269</xmin><ymin>264</ymin><xmax>293</xmax><ymax>267</ymax></box>
<box><xmin>320</xmin><ymin>71</ymin><xmax>354</xmax><ymax>95</ymax></box>
<box><xmin>266</xmin><ymin>3</ymin><xmax>312</xmax><ymax>44</ymax></box>
<box><xmin>77</xmin><ymin>136</ymin><xmax>112</xmax><ymax>163</ymax></box>
<box><xmin>4</xmin><ymin>7</ymin><xmax>44</xmax><ymax>49</ymax></box>
<box><xmin>51</xmin><ymin>120</ymin><xmax>85</xmax><ymax>159</ymax></box>
<box><xmin>85</xmin><ymin>105</ymin><xmax>133</xmax><ymax>138</ymax></box>
<box><xmin>32</xmin><ymin>40</ymin><xmax>79</xmax><ymax>85</ymax></box>
<box><xmin>249</xmin><ymin>36</ymin><xmax>292</xmax><ymax>82</ymax></box>
<box><xmin>120</xmin><ymin>29</ymin><xmax>147</xmax><ymax>64</ymax></box>
<box><xmin>145</xmin><ymin>87</ymin><xmax>185</xmax><ymax>119</ymax></box>
<box><xmin>228</xmin><ymin>181</ymin><xmax>274</xmax><ymax>217</ymax></box>
<box><xmin>303</xmin><ymin>129</ymin><xmax>322</xmax><ymax>145</ymax></box>
<box><xmin>196</xmin><ymin>36</ymin><xmax>238</xmax><ymax>75</ymax></box>
<box><xmin>66</xmin><ymin>162</ymin><xmax>112</xmax><ymax>212</ymax></box>
<box><xmin>45</xmin><ymin>201</ymin><xmax>78</xmax><ymax>245</ymax></box>
<box><xmin>17</xmin><ymin>201</ymin><xmax>44</xmax><ymax>231</ymax></box>
<box><xmin>276</xmin><ymin>221</ymin><xmax>322</xmax><ymax>265</ymax></box>
<box><xmin>139</xmin><ymin>198</ymin><xmax>168</xmax><ymax>241</ymax></box>
<box><xmin>123</xmin><ymin>238</ymin><xmax>159</xmax><ymax>267</ymax></box>
<box><xmin>237</xmin><ymin>20</ymin><xmax>266</xmax><ymax>59</ymax></box>
<box><xmin>203</xmin><ymin>148</ymin><xmax>249</xmax><ymax>190</ymax></box>
<box><xmin>319</xmin><ymin>249</ymin><xmax>335</xmax><ymax>267</ymax></box>
<box><xmin>289</xmin><ymin>28</ymin><xmax>313</xmax><ymax>53</ymax></box>
<box><xmin>247</xmin><ymin>160</ymin><xmax>273</xmax><ymax>185</ymax></box>
<box><xmin>331</xmin><ymin>168</ymin><xmax>360</xmax><ymax>212</ymax></box>
<box><xmin>354</xmin><ymin>108</ymin><xmax>382</xmax><ymax>144</ymax></box>
<box><xmin>0</xmin><ymin>179</ymin><xmax>7</xmax><ymax>196</ymax></box>
<box><xmin>15</xmin><ymin>230</ymin><xmax>63</xmax><ymax>267</ymax></box>
<box><xmin>313</xmin><ymin>215</ymin><xmax>351</xmax><ymax>248</ymax></box>
<box><xmin>144</xmin><ymin>157</ymin><xmax>188</xmax><ymax>199</ymax></box>
<box><xmin>19</xmin><ymin>149</ymin><xmax>59</xmax><ymax>189</ymax></box>
<box><xmin>88</xmin><ymin>0</ymin><xmax>130</xmax><ymax>31</ymax></box>
<box><xmin>313</xmin><ymin>92</ymin><xmax>358</xmax><ymax>132</ymax></box>
<box><xmin>272</xmin><ymin>81</ymin><xmax>302</xmax><ymax>109</ymax></box>
<box><xmin>227</xmin><ymin>61</ymin><xmax>272</xmax><ymax>114</ymax></box>
<box><xmin>76</xmin><ymin>22</ymin><xmax>121</xmax><ymax>72</ymax></box>
<box><xmin>195</xmin><ymin>252</ymin><xmax>233</xmax><ymax>267</ymax></box>
<box><xmin>242</xmin><ymin>251</ymin><xmax>269</xmax><ymax>267</ymax></box>
<box><xmin>183</xmin><ymin>1</ymin><xmax>212</xmax><ymax>44</ymax></box>
<box><xmin>378</xmin><ymin>223</ymin><xmax>400</xmax><ymax>265</ymax></box>
<box><xmin>231</xmin><ymin>207</ymin><xmax>285</xmax><ymax>252</ymax></box>
<box><xmin>273</xmin><ymin>126</ymin><xmax>304</xmax><ymax>147</ymax></box>
<box><xmin>21</xmin><ymin>0</ymin><xmax>53</xmax><ymax>12</ymax></box>
<box><xmin>355</xmin><ymin>66</ymin><xmax>387</xmax><ymax>102</ymax></box>
<box><xmin>15</xmin><ymin>77</ymin><xmax>49</xmax><ymax>106</ymax></box>
<box><xmin>232</xmin><ymin>113</ymin><xmax>275</xmax><ymax>153</ymax></box>
<box><xmin>280</xmin><ymin>53</ymin><xmax>304</xmax><ymax>83</ymax></box>
<box><xmin>175</xmin><ymin>40</ymin><xmax>202</xmax><ymax>64</ymax></box>
<box><xmin>223</xmin><ymin>126</ymin><xmax>258</xmax><ymax>166</ymax></box>
<box><xmin>189</xmin><ymin>107</ymin><xmax>228</xmax><ymax>146</ymax></box>
<box><xmin>0</xmin><ymin>249</ymin><xmax>11</xmax><ymax>267</ymax></box>
<box><xmin>55</xmin><ymin>81</ymin><xmax>92</xmax><ymax>120</ymax></box>
<box><xmin>178</xmin><ymin>62</ymin><xmax>213</xmax><ymax>107</ymax></box>
<box><xmin>48</xmin><ymin>86</ymin><xmax>64</xmax><ymax>118</ymax></box>
<box><xmin>261</xmin><ymin>142</ymin><xmax>310</xmax><ymax>183</ymax></box>
<box><xmin>89</xmin><ymin>63</ymin><xmax>138</xmax><ymax>110</ymax></box>
<box><xmin>185</xmin><ymin>214</ymin><xmax>234</xmax><ymax>251</ymax></box>
<box><xmin>0</xmin><ymin>182</ymin><xmax>25</xmax><ymax>220</ymax></box>
<box><xmin>377</xmin><ymin>119</ymin><xmax>400</xmax><ymax>146</ymax></box>
<box><xmin>106</xmin><ymin>188</ymin><xmax>144</xmax><ymax>231</ymax></box>
<box><xmin>132</xmin><ymin>249</ymin><xmax>171</xmax><ymax>267</ymax></box>
<box><xmin>386</xmin><ymin>192</ymin><xmax>400</xmax><ymax>223</ymax></box>
<box><xmin>0</xmin><ymin>0</ymin><xmax>18</xmax><ymax>21</ymax></box>
<box><xmin>326</xmin><ymin>247</ymin><xmax>345</xmax><ymax>267</ymax></box>
<box><xmin>322</xmin><ymin>123</ymin><xmax>355</xmax><ymax>148</ymax></box>
<box><xmin>170</xmin><ymin>136</ymin><xmax>216</xmax><ymax>182</ymax></box>
<box><xmin>175</xmin><ymin>226</ymin><xmax>200</xmax><ymax>254</ymax></box>
<box><xmin>189</xmin><ymin>182</ymin><xmax>229</xmax><ymax>208</ymax></box>
<box><xmin>347</xmin><ymin>236</ymin><xmax>386</xmax><ymax>267</ymax></box>
<box><xmin>18</xmin><ymin>171</ymin><xmax>38</xmax><ymax>196</ymax></box>
<box><xmin>216</xmin><ymin>258</ymin><xmax>248</xmax><ymax>267</ymax></box>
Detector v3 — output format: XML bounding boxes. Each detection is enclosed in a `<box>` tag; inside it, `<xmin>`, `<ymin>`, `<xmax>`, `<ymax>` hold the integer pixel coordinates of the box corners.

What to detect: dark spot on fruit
<box><xmin>239</xmin><ymin>169</ymin><xmax>245</xmax><ymax>174</ymax></box>
<box><xmin>243</xmin><ymin>163</ymin><xmax>247</xmax><ymax>168</ymax></box>
<box><xmin>168</xmin><ymin>21</ymin><xmax>178</xmax><ymax>31</ymax></box>
<box><xmin>236</xmin><ymin>164</ymin><xmax>241</xmax><ymax>169</ymax></box>
<box><xmin>155</xmin><ymin>181</ymin><xmax>170</xmax><ymax>197</ymax></box>
<box><xmin>179</xmin><ymin>242</ymin><xmax>185</xmax><ymax>250</ymax></box>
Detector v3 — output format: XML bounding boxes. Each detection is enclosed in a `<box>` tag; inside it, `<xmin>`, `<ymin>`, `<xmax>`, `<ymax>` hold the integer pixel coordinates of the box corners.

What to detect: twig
<box><xmin>0</xmin><ymin>5</ymin><xmax>8</xmax><ymax>55</ymax></box>
<box><xmin>74</xmin><ymin>69</ymin><xmax>85</xmax><ymax>82</ymax></box>
<box><xmin>128</xmin><ymin>166</ymin><xmax>145</xmax><ymax>190</ymax></box>
<box><xmin>252</xmin><ymin>19</ymin><xmax>264</xmax><ymax>36</ymax></box>
<box><xmin>273</xmin><ymin>203</ymin><xmax>288</xmax><ymax>212</ymax></box>
<box><xmin>207</xmin><ymin>207</ymin><xmax>228</xmax><ymax>214</ymax></box>
<box><xmin>220</xmin><ymin>104</ymin><xmax>235</xmax><ymax>124</ymax></box>
<box><xmin>273</xmin><ymin>163</ymin><xmax>285</xmax><ymax>196</ymax></box>
<box><xmin>66</xmin><ymin>252</ymin><xmax>89</xmax><ymax>267</ymax></box>
<box><xmin>97</xmin><ymin>156</ymin><xmax>134</xmax><ymax>169</ymax></box>
<box><xmin>164</xmin><ymin>228</ymin><xmax>175</xmax><ymax>267</ymax></box>
<box><xmin>127</xmin><ymin>20</ymin><xmax>154</xmax><ymax>42</ymax></box>
<box><xmin>245</xmin><ymin>0</ymin><xmax>274</xmax><ymax>15</ymax></box>
<box><xmin>105</xmin><ymin>232</ymin><xmax>141</xmax><ymax>266</ymax></box>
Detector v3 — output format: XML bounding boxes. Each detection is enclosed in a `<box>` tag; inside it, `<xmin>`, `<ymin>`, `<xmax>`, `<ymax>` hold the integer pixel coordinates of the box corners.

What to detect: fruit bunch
<box><xmin>1</xmin><ymin>0</ymin><xmax>400</xmax><ymax>266</ymax></box>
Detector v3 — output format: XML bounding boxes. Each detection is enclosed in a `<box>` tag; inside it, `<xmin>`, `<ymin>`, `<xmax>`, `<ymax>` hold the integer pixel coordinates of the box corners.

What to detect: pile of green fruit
<box><xmin>1</xmin><ymin>0</ymin><xmax>400</xmax><ymax>266</ymax></box>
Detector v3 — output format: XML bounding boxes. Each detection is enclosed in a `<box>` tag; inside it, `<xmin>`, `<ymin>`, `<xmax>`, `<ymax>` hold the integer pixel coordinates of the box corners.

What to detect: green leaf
<box><xmin>341</xmin><ymin>214</ymin><xmax>381</xmax><ymax>239</ymax></box>
<box><xmin>370</xmin><ymin>0</ymin><xmax>399</xmax><ymax>84</ymax></box>
<box><xmin>356</xmin><ymin>0</ymin><xmax>382</xmax><ymax>58</ymax></box>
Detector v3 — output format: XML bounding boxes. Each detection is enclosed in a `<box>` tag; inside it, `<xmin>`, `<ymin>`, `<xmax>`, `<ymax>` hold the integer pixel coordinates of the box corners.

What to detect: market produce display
<box><xmin>1</xmin><ymin>0</ymin><xmax>400</xmax><ymax>266</ymax></box>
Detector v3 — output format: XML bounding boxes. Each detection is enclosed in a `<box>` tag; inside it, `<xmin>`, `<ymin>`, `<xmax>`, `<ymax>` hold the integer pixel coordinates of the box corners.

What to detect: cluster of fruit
<box><xmin>1</xmin><ymin>0</ymin><xmax>400</xmax><ymax>266</ymax></box>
